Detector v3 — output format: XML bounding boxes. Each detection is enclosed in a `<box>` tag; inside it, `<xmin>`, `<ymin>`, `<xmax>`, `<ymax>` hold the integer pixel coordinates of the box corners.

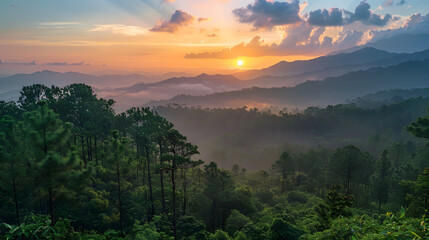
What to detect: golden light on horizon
<box><xmin>237</xmin><ymin>59</ymin><xmax>244</xmax><ymax>66</ymax></box>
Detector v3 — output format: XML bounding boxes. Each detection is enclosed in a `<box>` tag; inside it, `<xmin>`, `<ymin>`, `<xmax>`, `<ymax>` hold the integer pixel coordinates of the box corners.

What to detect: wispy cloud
<box><xmin>0</xmin><ymin>59</ymin><xmax>38</xmax><ymax>65</ymax></box>
<box><xmin>197</xmin><ymin>17</ymin><xmax>210</xmax><ymax>23</ymax></box>
<box><xmin>89</xmin><ymin>24</ymin><xmax>148</xmax><ymax>36</ymax></box>
<box><xmin>39</xmin><ymin>22</ymin><xmax>80</xmax><ymax>26</ymax></box>
<box><xmin>45</xmin><ymin>62</ymin><xmax>90</xmax><ymax>66</ymax></box>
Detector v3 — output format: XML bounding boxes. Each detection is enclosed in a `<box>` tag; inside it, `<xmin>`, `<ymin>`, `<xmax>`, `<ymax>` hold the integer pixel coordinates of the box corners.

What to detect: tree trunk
<box><xmin>94</xmin><ymin>135</ymin><xmax>98</xmax><ymax>165</ymax></box>
<box><xmin>172</xmin><ymin>168</ymin><xmax>177</xmax><ymax>240</ymax></box>
<box><xmin>12</xmin><ymin>177</ymin><xmax>20</xmax><ymax>225</ymax></box>
<box><xmin>86</xmin><ymin>136</ymin><xmax>92</xmax><ymax>162</ymax></box>
<box><xmin>282</xmin><ymin>170</ymin><xmax>286</xmax><ymax>194</ymax></box>
<box><xmin>378</xmin><ymin>200</ymin><xmax>382</xmax><ymax>212</ymax></box>
<box><xmin>48</xmin><ymin>189</ymin><xmax>55</xmax><ymax>225</ymax></box>
<box><xmin>145</xmin><ymin>146</ymin><xmax>155</xmax><ymax>220</ymax></box>
<box><xmin>116</xmin><ymin>161</ymin><xmax>123</xmax><ymax>236</ymax></box>
<box><xmin>182</xmin><ymin>169</ymin><xmax>187</xmax><ymax>216</ymax></box>
<box><xmin>212</xmin><ymin>200</ymin><xmax>216</xmax><ymax>231</ymax></box>
<box><xmin>425</xmin><ymin>191</ymin><xmax>429</xmax><ymax>209</ymax></box>
<box><xmin>81</xmin><ymin>136</ymin><xmax>86</xmax><ymax>167</ymax></box>
<box><xmin>159</xmin><ymin>143</ymin><xmax>166</xmax><ymax>213</ymax></box>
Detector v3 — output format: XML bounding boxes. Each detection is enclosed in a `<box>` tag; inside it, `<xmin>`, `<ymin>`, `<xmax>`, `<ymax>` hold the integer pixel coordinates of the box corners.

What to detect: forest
<box><xmin>1</xmin><ymin>83</ymin><xmax>429</xmax><ymax>239</ymax></box>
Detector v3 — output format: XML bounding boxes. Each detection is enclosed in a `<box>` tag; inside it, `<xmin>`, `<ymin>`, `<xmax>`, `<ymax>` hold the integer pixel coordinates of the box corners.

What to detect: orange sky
<box><xmin>0</xmin><ymin>0</ymin><xmax>427</xmax><ymax>75</ymax></box>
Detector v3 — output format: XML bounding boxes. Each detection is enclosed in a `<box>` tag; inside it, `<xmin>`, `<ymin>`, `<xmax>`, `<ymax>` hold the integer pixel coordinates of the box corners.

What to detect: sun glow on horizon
<box><xmin>237</xmin><ymin>59</ymin><xmax>244</xmax><ymax>66</ymax></box>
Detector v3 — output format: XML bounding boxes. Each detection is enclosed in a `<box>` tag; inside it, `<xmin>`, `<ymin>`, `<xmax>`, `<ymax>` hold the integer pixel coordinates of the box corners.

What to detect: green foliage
<box><xmin>302</xmin><ymin>211</ymin><xmax>429</xmax><ymax>240</ymax></box>
<box><xmin>267</xmin><ymin>218</ymin><xmax>303</xmax><ymax>240</ymax></box>
<box><xmin>176</xmin><ymin>215</ymin><xmax>207</xmax><ymax>240</ymax></box>
<box><xmin>210</xmin><ymin>230</ymin><xmax>231</xmax><ymax>240</ymax></box>
<box><xmin>287</xmin><ymin>191</ymin><xmax>308</xmax><ymax>204</ymax></box>
<box><xmin>315</xmin><ymin>185</ymin><xmax>353</xmax><ymax>230</ymax></box>
<box><xmin>225</xmin><ymin>210</ymin><xmax>251</xmax><ymax>236</ymax></box>
<box><xmin>3</xmin><ymin>83</ymin><xmax>429</xmax><ymax>239</ymax></box>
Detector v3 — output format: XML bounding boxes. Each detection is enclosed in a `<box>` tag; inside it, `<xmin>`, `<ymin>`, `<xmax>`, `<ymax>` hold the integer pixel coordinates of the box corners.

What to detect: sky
<box><xmin>0</xmin><ymin>0</ymin><xmax>428</xmax><ymax>75</ymax></box>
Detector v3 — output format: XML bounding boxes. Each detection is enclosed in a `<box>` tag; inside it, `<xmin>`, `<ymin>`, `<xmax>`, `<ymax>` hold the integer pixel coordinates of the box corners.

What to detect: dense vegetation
<box><xmin>1</xmin><ymin>83</ymin><xmax>429</xmax><ymax>239</ymax></box>
<box><xmin>153</xmin><ymin>96</ymin><xmax>429</xmax><ymax>170</ymax></box>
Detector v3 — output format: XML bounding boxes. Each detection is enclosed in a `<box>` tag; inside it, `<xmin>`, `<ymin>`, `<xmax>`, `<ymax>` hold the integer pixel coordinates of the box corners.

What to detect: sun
<box><xmin>237</xmin><ymin>60</ymin><xmax>244</xmax><ymax>66</ymax></box>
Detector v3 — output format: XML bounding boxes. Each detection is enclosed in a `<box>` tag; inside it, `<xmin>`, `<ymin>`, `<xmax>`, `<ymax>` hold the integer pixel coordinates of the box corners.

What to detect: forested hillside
<box><xmin>153</xmin><ymin>97</ymin><xmax>429</xmax><ymax>170</ymax></box>
<box><xmin>1</xmin><ymin>83</ymin><xmax>429</xmax><ymax>239</ymax></box>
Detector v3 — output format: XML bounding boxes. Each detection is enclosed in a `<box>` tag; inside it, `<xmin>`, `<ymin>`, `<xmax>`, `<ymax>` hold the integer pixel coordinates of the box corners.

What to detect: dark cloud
<box><xmin>207</xmin><ymin>33</ymin><xmax>217</xmax><ymax>37</ymax></box>
<box><xmin>308</xmin><ymin>8</ymin><xmax>352</xmax><ymax>26</ymax></box>
<box><xmin>308</xmin><ymin>1</ymin><xmax>394</xmax><ymax>27</ymax></box>
<box><xmin>232</xmin><ymin>0</ymin><xmax>301</xmax><ymax>29</ymax></box>
<box><xmin>150</xmin><ymin>10</ymin><xmax>195</xmax><ymax>33</ymax></box>
<box><xmin>45</xmin><ymin>62</ymin><xmax>89</xmax><ymax>66</ymax></box>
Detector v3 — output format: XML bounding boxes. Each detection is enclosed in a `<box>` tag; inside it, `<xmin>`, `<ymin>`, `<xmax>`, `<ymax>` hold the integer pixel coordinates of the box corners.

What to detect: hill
<box><xmin>147</xmin><ymin>60</ymin><xmax>429</xmax><ymax>109</ymax></box>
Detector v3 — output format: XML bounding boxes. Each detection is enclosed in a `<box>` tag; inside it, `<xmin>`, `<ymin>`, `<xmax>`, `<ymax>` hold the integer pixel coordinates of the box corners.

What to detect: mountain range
<box><xmin>147</xmin><ymin>60</ymin><xmax>429</xmax><ymax>109</ymax></box>
<box><xmin>2</xmin><ymin>41</ymin><xmax>429</xmax><ymax>111</ymax></box>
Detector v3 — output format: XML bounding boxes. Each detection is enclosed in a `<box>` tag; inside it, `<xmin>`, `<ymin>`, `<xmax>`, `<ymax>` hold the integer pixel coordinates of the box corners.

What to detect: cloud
<box><xmin>207</xmin><ymin>33</ymin><xmax>218</xmax><ymax>37</ymax></box>
<box><xmin>397</xmin><ymin>0</ymin><xmax>406</xmax><ymax>6</ymax></box>
<box><xmin>197</xmin><ymin>17</ymin><xmax>210</xmax><ymax>23</ymax></box>
<box><xmin>185</xmin><ymin>21</ymin><xmax>363</xmax><ymax>59</ymax></box>
<box><xmin>89</xmin><ymin>24</ymin><xmax>148</xmax><ymax>36</ymax></box>
<box><xmin>232</xmin><ymin>0</ymin><xmax>301</xmax><ymax>29</ymax></box>
<box><xmin>308</xmin><ymin>8</ymin><xmax>352</xmax><ymax>26</ymax></box>
<box><xmin>45</xmin><ymin>62</ymin><xmax>90</xmax><ymax>66</ymax></box>
<box><xmin>369</xmin><ymin>13</ymin><xmax>429</xmax><ymax>42</ymax></box>
<box><xmin>383</xmin><ymin>0</ymin><xmax>394</xmax><ymax>7</ymax></box>
<box><xmin>150</xmin><ymin>10</ymin><xmax>195</xmax><ymax>33</ymax></box>
<box><xmin>39</xmin><ymin>22</ymin><xmax>79</xmax><ymax>26</ymax></box>
<box><xmin>308</xmin><ymin>1</ymin><xmax>394</xmax><ymax>27</ymax></box>
<box><xmin>0</xmin><ymin>59</ymin><xmax>38</xmax><ymax>65</ymax></box>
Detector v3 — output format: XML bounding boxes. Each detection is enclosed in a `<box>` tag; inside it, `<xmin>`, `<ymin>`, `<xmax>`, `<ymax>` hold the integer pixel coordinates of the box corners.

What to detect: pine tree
<box><xmin>105</xmin><ymin>130</ymin><xmax>133</xmax><ymax>236</ymax></box>
<box><xmin>372</xmin><ymin>150</ymin><xmax>391</xmax><ymax>211</ymax></box>
<box><xmin>24</xmin><ymin>102</ymin><xmax>89</xmax><ymax>224</ymax></box>
<box><xmin>0</xmin><ymin>116</ymin><xmax>26</xmax><ymax>224</ymax></box>
<box><xmin>272</xmin><ymin>151</ymin><xmax>294</xmax><ymax>194</ymax></box>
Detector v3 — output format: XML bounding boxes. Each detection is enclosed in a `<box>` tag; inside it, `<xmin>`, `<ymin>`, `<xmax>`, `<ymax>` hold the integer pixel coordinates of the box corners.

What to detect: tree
<box><xmin>56</xmin><ymin>84</ymin><xmax>115</xmax><ymax>167</ymax></box>
<box><xmin>164</xmin><ymin>129</ymin><xmax>199</xmax><ymax>239</ymax></box>
<box><xmin>18</xmin><ymin>84</ymin><xmax>60</xmax><ymax>112</ymax></box>
<box><xmin>408</xmin><ymin>113</ymin><xmax>429</xmax><ymax>139</ymax></box>
<box><xmin>105</xmin><ymin>130</ymin><xmax>131</xmax><ymax>236</ymax></box>
<box><xmin>152</xmin><ymin>113</ymin><xmax>174</xmax><ymax>214</ymax></box>
<box><xmin>372</xmin><ymin>150</ymin><xmax>391</xmax><ymax>211</ymax></box>
<box><xmin>127</xmin><ymin>107</ymin><xmax>158</xmax><ymax>219</ymax></box>
<box><xmin>0</xmin><ymin>116</ymin><xmax>26</xmax><ymax>224</ymax></box>
<box><xmin>268</xmin><ymin>218</ymin><xmax>303</xmax><ymax>240</ymax></box>
<box><xmin>176</xmin><ymin>215</ymin><xmax>207</xmax><ymax>240</ymax></box>
<box><xmin>315</xmin><ymin>185</ymin><xmax>353</xmax><ymax>230</ymax></box>
<box><xmin>272</xmin><ymin>151</ymin><xmax>294</xmax><ymax>194</ymax></box>
<box><xmin>24</xmin><ymin>102</ymin><xmax>89</xmax><ymax>224</ymax></box>
<box><xmin>331</xmin><ymin>145</ymin><xmax>365</xmax><ymax>195</ymax></box>
<box><xmin>225</xmin><ymin>210</ymin><xmax>251</xmax><ymax>236</ymax></box>
<box><xmin>203</xmin><ymin>162</ymin><xmax>234</xmax><ymax>232</ymax></box>
<box><xmin>402</xmin><ymin>168</ymin><xmax>429</xmax><ymax>216</ymax></box>
<box><xmin>211</xmin><ymin>230</ymin><xmax>231</xmax><ymax>240</ymax></box>
<box><xmin>232</xmin><ymin>164</ymin><xmax>239</xmax><ymax>176</ymax></box>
